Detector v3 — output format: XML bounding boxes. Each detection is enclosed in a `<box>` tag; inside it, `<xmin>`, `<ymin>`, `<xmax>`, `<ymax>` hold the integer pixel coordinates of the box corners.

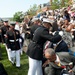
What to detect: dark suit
<box><xmin>55</xmin><ymin>40</ymin><xmax>69</xmax><ymax>52</ymax></box>
<box><xmin>26</xmin><ymin>26</ymin><xmax>62</xmax><ymax>60</ymax></box>
<box><xmin>45</xmin><ymin>52</ymin><xmax>75</xmax><ymax>75</ymax></box>
<box><xmin>0</xmin><ymin>33</ymin><xmax>2</xmax><ymax>59</ymax></box>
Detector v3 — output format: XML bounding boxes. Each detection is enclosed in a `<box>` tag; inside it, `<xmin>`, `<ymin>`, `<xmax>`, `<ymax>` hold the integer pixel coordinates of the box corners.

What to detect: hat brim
<box><xmin>4</xmin><ymin>21</ymin><xmax>8</xmax><ymax>22</ymax></box>
<box><xmin>31</xmin><ymin>18</ymin><xmax>39</xmax><ymax>22</ymax></box>
<box><xmin>43</xmin><ymin>22</ymin><xmax>52</xmax><ymax>26</ymax></box>
<box><xmin>3</xmin><ymin>19</ymin><xmax>8</xmax><ymax>22</ymax></box>
<box><xmin>10</xmin><ymin>24</ymin><xmax>15</xmax><ymax>26</ymax></box>
<box><xmin>43</xmin><ymin>18</ymin><xmax>54</xmax><ymax>26</ymax></box>
<box><xmin>10</xmin><ymin>21</ymin><xmax>16</xmax><ymax>26</ymax></box>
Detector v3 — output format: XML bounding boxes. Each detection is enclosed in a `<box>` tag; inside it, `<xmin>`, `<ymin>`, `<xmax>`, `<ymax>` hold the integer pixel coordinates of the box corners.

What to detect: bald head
<box><xmin>45</xmin><ymin>48</ymin><xmax>56</xmax><ymax>62</ymax></box>
<box><xmin>45</xmin><ymin>48</ymin><xmax>55</xmax><ymax>56</ymax></box>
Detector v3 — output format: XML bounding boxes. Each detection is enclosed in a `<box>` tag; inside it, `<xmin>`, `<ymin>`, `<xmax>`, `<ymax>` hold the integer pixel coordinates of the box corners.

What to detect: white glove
<box><xmin>19</xmin><ymin>38</ymin><xmax>22</xmax><ymax>42</ymax></box>
<box><xmin>72</xmin><ymin>35</ymin><xmax>74</xmax><ymax>39</ymax></box>
<box><xmin>8</xmin><ymin>48</ymin><xmax>11</xmax><ymax>51</ymax></box>
<box><xmin>59</xmin><ymin>31</ymin><xmax>63</xmax><ymax>37</ymax></box>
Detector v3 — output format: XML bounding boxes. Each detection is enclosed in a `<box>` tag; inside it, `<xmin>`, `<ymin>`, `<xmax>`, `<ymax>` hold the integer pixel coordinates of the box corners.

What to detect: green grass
<box><xmin>0</xmin><ymin>44</ymin><xmax>29</xmax><ymax>75</ymax></box>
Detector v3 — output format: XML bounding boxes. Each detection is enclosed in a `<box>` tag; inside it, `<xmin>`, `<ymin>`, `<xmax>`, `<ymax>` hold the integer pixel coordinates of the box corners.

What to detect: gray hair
<box><xmin>45</xmin><ymin>48</ymin><xmax>55</xmax><ymax>56</ymax></box>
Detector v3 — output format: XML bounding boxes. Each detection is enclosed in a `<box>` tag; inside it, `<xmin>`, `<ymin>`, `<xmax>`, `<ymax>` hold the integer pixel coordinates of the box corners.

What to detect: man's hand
<box><xmin>68</xmin><ymin>70</ymin><xmax>73</xmax><ymax>73</ymax></box>
<box><xmin>42</xmin><ymin>60</ymin><xmax>50</xmax><ymax>67</ymax></box>
<box><xmin>59</xmin><ymin>31</ymin><xmax>63</xmax><ymax>37</ymax></box>
<box><xmin>26</xmin><ymin>31</ymin><xmax>30</xmax><ymax>34</ymax></box>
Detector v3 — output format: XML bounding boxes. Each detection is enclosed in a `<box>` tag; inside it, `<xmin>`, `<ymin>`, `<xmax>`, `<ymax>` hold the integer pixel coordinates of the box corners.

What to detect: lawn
<box><xmin>0</xmin><ymin>44</ymin><xmax>29</xmax><ymax>75</ymax></box>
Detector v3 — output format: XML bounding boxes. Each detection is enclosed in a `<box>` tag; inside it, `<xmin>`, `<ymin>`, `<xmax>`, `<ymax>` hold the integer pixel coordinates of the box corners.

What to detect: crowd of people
<box><xmin>0</xmin><ymin>5</ymin><xmax>75</xmax><ymax>75</ymax></box>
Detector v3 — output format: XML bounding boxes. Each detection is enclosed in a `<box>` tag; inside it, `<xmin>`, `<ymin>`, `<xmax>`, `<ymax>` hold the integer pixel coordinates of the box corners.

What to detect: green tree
<box><xmin>13</xmin><ymin>11</ymin><xmax>24</xmax><ymax>22</ymax></box>
<box><xmin>61</xmin><ymin>0</ymin><xmax>71</xmax><ymax>7</ymax></box>
<box><xmin>27</xmin><ymin>4</ymin><xmax>38</xmax><ymax>17</ymax></box>
<box><xmin>51</xmin><ymin>0</ymin><xmax>60</xmax><ymax>9</ymax></box>
<box><xmin>50</xmin><ymin>0</ymin><xmax>71</xmax><ymax>10</ymax></box>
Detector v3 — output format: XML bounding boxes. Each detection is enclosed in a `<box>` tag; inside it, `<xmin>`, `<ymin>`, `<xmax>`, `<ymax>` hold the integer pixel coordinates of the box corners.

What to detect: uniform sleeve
<box><xmin>29</xmin><ymin>27</ymin><xmax>34</xmax><ymax>40</ymax></box>
<box><xmin>41</xmin><ymin>29</ymin><xmax>62</xmax><ymax>43</ymax></box>
<box><xmin>18</xmin><ymin>30</ymin><xmax>21</xmax><ymax>38</ymax></box>
<box><xmin>5</xmin><ymin>31</ymin><xmax>10</xmax><ymax>48</ymax></box>
<box><xmin>0</xmin><ymin>28</ymin><xmax>3</xmax><ymax>43</ymax></box>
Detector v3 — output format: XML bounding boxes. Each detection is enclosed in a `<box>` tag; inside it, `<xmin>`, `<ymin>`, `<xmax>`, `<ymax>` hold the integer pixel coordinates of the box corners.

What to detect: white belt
<box><xmin>9</xmin><ymin>39</ymin><xmax>19</xmax><ymax>42</ymax></box>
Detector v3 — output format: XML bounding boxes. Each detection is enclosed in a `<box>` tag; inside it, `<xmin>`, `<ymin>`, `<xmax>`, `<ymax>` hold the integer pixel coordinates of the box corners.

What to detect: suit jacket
<box><xmin>45</xmin><ymin>62</ymin><xmax>62</xmax><ymax>75</ymax></box>
<box><xmin>55</xmin><ymin>40</ymin><xmax>69</xmax><ymax>52</ymax></box>
<box><xmin>45</xmin><ymin>52</ymin><xmax>75</xmax><ymax>75</ymax></box>
<box><xmin>57</xmin><ymin>52</ymin><xmax>75</xmax><ymax>72</ymax></box>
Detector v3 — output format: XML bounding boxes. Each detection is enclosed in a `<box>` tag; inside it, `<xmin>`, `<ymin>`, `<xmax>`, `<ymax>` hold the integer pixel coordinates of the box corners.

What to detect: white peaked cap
<box><xmin>43</xmin><ymin>18</ymin><xmax>54</xmax><ymax>25</ymax></box>
<box><xmin>31</xmin><ymin>17</ymin><xmax>39</xmax><ymax>22</ymax></box>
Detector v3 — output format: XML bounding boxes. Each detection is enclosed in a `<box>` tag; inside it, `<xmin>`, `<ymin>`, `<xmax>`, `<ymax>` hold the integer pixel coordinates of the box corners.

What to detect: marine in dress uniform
<box><xmin>30</xmin><ymin>17</ymin><xmax>41</xmax><ymax>40</ymax></box>
<box><xmin>0</xmin><ymin>20</ymin><xmax>10</xmax><ymax>60</ymax></box>
<box><xmin>26</xmin><ymin>18</ymin><xmax>62</xmax><ymax>75</ymax></box>
<box><xmin>5</xmin><ymin>22</ymin><xmax>23</xmax><ymax>68</ymax></box>
<box><xmin>0</xmin><ymin>26</ymin><xmax>3</xmax><ymax>60</ymax></box>
<box><xmin>0</xmin><ymin>20</ymin><xmax>10</xmax><ymax>43</ymax></box>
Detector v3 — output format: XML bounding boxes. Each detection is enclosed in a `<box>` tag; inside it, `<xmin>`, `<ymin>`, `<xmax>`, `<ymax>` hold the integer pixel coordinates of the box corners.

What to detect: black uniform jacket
<box><xmin>0</xmin><ymin>25</ymin><xmax>10</xmax><ymax>43</ymax></box>
<box><xmin>30</xmin><ymin>24</ymin><xmax>41</xmax><ymax>40</ymax></box>
<box><xmin>5</xmin><ymin>29</ymin><xmax>21</xmax><ymax>50</ymax></box>
<box><xmin>26</xmin><ymin>26</ymin><xmax>62</xmax><ymax>60</ymax></box>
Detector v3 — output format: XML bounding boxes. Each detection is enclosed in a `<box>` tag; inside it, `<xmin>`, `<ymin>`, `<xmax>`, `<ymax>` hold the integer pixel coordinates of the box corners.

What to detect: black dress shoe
<box><xmin>16</xmin><ymin>66</ymin><xmax>20</xmax><ymax>69</ymax></box>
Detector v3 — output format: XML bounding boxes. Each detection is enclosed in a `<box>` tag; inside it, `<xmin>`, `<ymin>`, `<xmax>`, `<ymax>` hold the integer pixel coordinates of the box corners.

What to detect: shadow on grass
<box><xmin>5</xmin><ymin>62</ymin><xmax>29</xmax><ymax>75</ymax></box>
<box><xmin>0</xmin><ymin>44</ymin><xmax>29</xmax><ymax>75</ymax></box>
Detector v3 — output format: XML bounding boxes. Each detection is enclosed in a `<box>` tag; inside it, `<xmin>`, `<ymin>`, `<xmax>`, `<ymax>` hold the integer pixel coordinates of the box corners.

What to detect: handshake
<box><xmin>59</xmin><ymin>31</ymin><xmax>63</xmax><ymax>37</ymax></box>
<box><xmin>53</xmin><ymin>31</ymin><xmax>63</xmax><ymax>37</ymax></box>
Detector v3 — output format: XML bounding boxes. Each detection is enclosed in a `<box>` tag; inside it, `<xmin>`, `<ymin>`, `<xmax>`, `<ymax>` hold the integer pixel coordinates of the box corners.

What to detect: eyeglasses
<box><xmin>46</xmin><ymin>55</ymin><xmax>56</xmax><ymax>61</ymax></box>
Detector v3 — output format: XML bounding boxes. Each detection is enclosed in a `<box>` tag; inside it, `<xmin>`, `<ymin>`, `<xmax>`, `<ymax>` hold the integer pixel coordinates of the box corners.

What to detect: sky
<box><xmin>0</xmin><ymin>0</ymin><xmax>49</xmax><ymax>18</ymax></box>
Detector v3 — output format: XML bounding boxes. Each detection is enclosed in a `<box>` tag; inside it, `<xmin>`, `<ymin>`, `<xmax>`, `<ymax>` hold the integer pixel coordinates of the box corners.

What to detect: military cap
<box><xmin>43</xmin><ymin>18</ymin><xmax>54</xmax><ymax>26</ymax></box>
<box><xmin>3</xmin><ymin>19</ymin><xmax>8</xmax><ymax>22</ymax></box>
<box><xmin>10</xmin><ymin>22</ymin><xmax>16</xmax><ymax>26</ymax></box>
<box><xmin>31</xmin><ymin>17</ymin><xmax>40</xmax><ymax>22</ymax></box>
